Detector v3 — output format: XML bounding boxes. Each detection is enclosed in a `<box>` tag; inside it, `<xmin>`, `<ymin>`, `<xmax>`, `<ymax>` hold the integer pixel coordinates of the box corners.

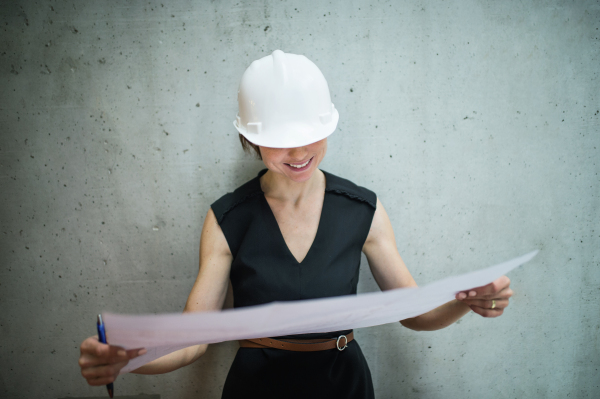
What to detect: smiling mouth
<box><xmin>285</xmin><ymin>156</ymin><xmax>314</xmax><ymax>170</ymax></box>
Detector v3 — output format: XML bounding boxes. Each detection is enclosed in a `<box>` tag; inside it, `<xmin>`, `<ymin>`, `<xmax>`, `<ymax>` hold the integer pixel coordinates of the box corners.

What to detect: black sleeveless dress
<box><xmin>211</xmin><ymin>169</ymin><xmax>377</xmax><ymax>399</ymax></box>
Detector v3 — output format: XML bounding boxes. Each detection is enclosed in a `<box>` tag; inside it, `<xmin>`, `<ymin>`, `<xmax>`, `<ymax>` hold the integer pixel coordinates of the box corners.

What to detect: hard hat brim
<box><xmin>233</xmin><ymin>108</ymin><xmax>339</xmax><ymax>149</ymax></box>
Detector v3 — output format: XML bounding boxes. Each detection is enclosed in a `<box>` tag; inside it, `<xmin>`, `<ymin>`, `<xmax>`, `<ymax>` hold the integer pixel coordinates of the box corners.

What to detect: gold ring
<box><xmin>491</xmin><ymin>299</ymin><xmax>496</xmax><ymax>309</ymax></box>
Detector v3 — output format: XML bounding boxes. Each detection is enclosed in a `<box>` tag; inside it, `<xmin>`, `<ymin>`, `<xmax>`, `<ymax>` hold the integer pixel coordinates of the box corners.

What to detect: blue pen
<box><xmin>97</xmin><ymin>314</ymin><xmax>114</xmax><ymax>398</ymax></box>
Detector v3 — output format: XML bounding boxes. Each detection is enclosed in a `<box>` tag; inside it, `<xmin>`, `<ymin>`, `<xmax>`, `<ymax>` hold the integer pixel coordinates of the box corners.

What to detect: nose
<box><xmin>287</xmin><ymin>146</ymin><xmax>308</xmax><ymax>160</ymax></box>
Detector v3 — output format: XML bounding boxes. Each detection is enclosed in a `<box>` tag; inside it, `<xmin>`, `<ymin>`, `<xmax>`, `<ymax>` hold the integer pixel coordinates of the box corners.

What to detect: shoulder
<box><xmin>211</xmin><ymin>171</ymin><xmax>265</xmax><ymax>224</ymax></box>
<box><xmin>323</xmin><ymin>170</ymin><xmax>377</xmax><ymax>209</ymax></box>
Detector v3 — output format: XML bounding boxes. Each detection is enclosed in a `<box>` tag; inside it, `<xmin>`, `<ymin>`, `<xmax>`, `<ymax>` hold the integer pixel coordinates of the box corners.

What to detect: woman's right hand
<box><xmin>79</xmin><ymin>335</ymin><xmax>146</xmax><ymax>386</ymax></box>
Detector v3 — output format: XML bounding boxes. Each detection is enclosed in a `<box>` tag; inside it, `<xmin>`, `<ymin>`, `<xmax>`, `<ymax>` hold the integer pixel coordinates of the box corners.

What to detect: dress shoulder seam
<box><xmin>215</xmin><ymin>190</ymin><xmax>262</xmax><ymax>224</ymax></box>
<box><xmin>323</xmin><ymin>170</ymin><xmax>376</xmax><ymax>209</ymax></box>
<box><xmin>325</xmin><ymin>187</ymin><xmax>376</xmax><ymax>208</ymax></box>
<box><xmin>211</xmin><ymin>173</ymin><xmax>263</xmax><ymax>224</ymax></box>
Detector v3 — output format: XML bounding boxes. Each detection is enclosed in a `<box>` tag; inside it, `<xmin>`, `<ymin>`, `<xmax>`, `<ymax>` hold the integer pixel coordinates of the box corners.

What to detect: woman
<box><xmin>79</xmin><ymin>50</ymin><xmax>512</xmax><ymax>398</ymax></box>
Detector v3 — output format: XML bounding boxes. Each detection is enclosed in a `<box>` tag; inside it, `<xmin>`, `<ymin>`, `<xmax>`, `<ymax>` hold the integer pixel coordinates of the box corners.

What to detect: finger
<box><xmin>456</xmin><ymin>292</ymin><xmax>467</xmax><ymax>300</ymax></box>
<box><xmin>80</xmin><ymin>337</ymin><xmax>122</xmax><ymax>359</ymax></box>
<box><xmin>472</xmin><ymin>286</ymin><xmax>514</xmax><ymax>300</ymax></box>
<box><xmin>86</xmin><ymin>373</ymin><xmax>119</xmax><ymax>387</ymax></box>
<box><xmin>462</xmin><ymin>287</ymin><xmax>514</xmax><ymax>301</ymax></box>
<box><xmin>80</xmin><ymin>347</ymin><xmax>146</xmax><ymax>368</ymax></box>
<box><xmin>479</xmin><ymin>276</ymin><xmax>511</xmax><ymax>297</ymax></box>
<box><xmin>79</xmin><ymin>352</ymin><xmax>101</xmax><ymax>368</ymax></box>
<box><xmin>96</xmin><ymin>343</ymin><xmax>147</xmax><ymax>362</ymax></box>
<box><xmin>79</xmin><ymin>342</ymin><xmax>126</xmax><ymax>365</ymax></box>
<box><xmin>456</xmin><ymin>290</ymin><xmax>482</xmax><ymax>300</ymax></box>
<box><xmin>456</xmin><ymin>289</ymin><xmax>486</xmax><ymax>300</ymax></box>
<box><xmin>79</xmin><ymin>337</ymin><xmax>144</xmax><ymax>367</ymax></box>
<box><xmin>470</xmin><ymin>305</ymin><xmax>504</xmax><ymax>318</ymax></box>
<box><xmin>490</xmin><ymin>287</ymin><xmax>513</xmax><ymax>300</ymax></box>
<box><xmin>462</xmin><ymin>298</ymin><xmax>509</xmax><ymax>310</ymax></box>
<box><xmin>459</xmin><ymin>276</ymin><xmax>511</xmax><ymax>299</ymax></box>
<box><xmin>80</xmin><ymin>336</ymin><xmax>100</xmax><ymax>355</ymax></box>
<box><xmin>456</xmin><ymin>288</ymin><xmax>489</xmax><ymax>300</ymax></box>
<box><xmin>82</xmin><ymin>360</ymin><xmax>128</xmax><ymax>380</ymax></box>
<box><xmin>128</xmin><ymin>348</ymin><xmax>147</xmax><ymax>358</ymax></box>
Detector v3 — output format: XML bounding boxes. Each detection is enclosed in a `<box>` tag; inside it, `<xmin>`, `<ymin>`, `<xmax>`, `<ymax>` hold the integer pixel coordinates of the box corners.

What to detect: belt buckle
<box><xmin>336</xmin><ymin>335</ymin><xmax>348</xmax><ymax>351</ymax></box>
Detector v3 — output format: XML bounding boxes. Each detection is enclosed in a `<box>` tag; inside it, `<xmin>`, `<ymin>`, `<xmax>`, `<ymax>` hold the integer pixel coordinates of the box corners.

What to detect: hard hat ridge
<box><xmin>271</xmin><ymin>49</ymin><xmax>288</xmax><ymax>85</ymax></box>
<box><xmin>234</xmin><ymin>50</ymin><xmax>339</xmax><ymax>149</ymax></box>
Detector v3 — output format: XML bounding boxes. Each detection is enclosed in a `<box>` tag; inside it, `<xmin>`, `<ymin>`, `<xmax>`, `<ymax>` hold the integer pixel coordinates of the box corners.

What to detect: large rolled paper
<box><xmin>105</xmin><ymin>250</ymin><xmax>538</xmax><ymax>373</ymax></box>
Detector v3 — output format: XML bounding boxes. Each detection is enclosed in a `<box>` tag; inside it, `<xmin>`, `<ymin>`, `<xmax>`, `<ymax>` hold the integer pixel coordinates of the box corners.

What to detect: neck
<box><xmin>260</xmin><ymin>169</ymin><xmax>325</xmax><ymax>202</ymax></box>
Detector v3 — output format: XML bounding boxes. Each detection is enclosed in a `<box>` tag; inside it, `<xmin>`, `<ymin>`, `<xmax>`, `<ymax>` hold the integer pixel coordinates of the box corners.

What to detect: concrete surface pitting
<box><xmin>0</xmin><ymin>1</ymin><xmax>598</xmax><ymax>398</ymax></box>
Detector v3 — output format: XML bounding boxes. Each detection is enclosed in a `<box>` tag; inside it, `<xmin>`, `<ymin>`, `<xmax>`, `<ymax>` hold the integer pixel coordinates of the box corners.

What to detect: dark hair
<box><xmin>239</xmin><ymin>133</ymin><xmax>262</xmax><ymax>160</ymax></box>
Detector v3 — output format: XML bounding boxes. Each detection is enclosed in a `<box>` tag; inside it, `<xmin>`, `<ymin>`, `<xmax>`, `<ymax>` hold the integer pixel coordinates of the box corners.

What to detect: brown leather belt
<box><xmin>239</xmin><ymin>332</ymin><xmax>354</xmax><ymax>352</ymax></box>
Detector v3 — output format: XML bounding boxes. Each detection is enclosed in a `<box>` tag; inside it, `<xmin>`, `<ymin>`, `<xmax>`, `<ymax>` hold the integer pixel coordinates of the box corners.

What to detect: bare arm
<box><xmin>362</xmin><ymin>198</ymin><xmax>511</xmax><ymax>332</ymax></box>
<box><xmin>132</xmin><ymin>208</ymin><xmax>233</xmax><ymax>373</ymax></box>
<box><xmin>79</xmin><ymin>208</ymin><xmax>232</xmax><ymax>384</ymax></box>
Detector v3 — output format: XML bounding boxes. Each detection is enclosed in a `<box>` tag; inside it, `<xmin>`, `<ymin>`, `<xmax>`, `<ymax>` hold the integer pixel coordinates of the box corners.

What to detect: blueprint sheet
<box><xmin>103</xmin><ymin>251</ymin><xmax>538</xmax><ymax>373</ymax></box>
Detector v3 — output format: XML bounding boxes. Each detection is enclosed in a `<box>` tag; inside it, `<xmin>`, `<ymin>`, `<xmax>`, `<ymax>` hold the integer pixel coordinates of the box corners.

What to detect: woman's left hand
<box><xmin>455</xmin><ymin>276</ymin><xmax>512</xmax><ymax>317</ymax></box>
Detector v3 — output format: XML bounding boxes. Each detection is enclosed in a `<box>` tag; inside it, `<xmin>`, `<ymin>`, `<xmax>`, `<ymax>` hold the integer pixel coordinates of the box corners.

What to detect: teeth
<box><xmin>289</xmin><ymin>159</ymin><xmax>310</xmax><ymax>168</ymax></box>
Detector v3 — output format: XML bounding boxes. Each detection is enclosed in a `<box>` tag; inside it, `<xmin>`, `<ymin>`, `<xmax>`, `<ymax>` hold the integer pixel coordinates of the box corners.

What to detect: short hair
<box><xmin>239</xmin><ymin>133</ymin><xmax>262</xmax><ymax>160</ymax></box>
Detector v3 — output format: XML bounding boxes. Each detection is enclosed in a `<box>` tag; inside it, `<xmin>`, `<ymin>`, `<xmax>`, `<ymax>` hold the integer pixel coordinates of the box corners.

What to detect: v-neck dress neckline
<box><xmin>211</xmin><ymin>167</ymin><xmax>377</xmax><ymax>309</ymax></box>
<box><xmin>260</xmin><ymin>186</ymin><xmax>328</xmax><ymax>266</ymax></box>
<box><xmin>258</xmin><ymin>169</ymin><xmax>328</xmax><ymax>265</ymax></box>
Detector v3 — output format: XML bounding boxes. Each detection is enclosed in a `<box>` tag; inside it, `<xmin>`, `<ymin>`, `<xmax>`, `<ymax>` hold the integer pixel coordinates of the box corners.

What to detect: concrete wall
<box><xmin>1</xmin><ymin>0</ymin><xmax>598</xmax><ymax>398</ymax></box>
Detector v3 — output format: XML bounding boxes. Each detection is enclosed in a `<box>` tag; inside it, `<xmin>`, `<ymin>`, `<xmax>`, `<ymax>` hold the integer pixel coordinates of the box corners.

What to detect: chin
<box><xmin>285</xmin><ymin>169</ymin><xmax>314</xmax><ymax>183</ymax></box>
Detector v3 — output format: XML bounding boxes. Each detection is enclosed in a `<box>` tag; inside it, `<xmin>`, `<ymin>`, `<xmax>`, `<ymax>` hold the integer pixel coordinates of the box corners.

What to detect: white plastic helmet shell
<box><xmin>234</xmin><ymin>50</ymin><xmax>339</xmax><ymax>148</ymax></box>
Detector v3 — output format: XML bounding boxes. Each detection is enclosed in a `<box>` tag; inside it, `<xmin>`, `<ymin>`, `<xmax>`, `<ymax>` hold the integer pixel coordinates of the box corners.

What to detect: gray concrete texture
<box><xmin>0</xmin><ymin>0</ymin><xmax>598</xmax><ymax>398</ymax></box>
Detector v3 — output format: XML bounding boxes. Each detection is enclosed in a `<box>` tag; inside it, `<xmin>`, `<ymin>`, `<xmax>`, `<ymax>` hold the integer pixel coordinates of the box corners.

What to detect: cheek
<box><xmin>312</xmin><ymin>142</ymin><xmax>327</xmax><ymax>158</ymax></box>
<box><xmin>261</xmin><ymin>149</ymin><xmax>286</xmax><ymax>166</ymax></box>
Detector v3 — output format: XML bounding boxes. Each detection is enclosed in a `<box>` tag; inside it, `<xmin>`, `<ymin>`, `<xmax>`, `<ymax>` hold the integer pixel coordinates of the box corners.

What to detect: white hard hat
<box><xmin>233</xmin><ymin>50</ymin><xmax>339</xmax><ymax>148</ymax></box>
